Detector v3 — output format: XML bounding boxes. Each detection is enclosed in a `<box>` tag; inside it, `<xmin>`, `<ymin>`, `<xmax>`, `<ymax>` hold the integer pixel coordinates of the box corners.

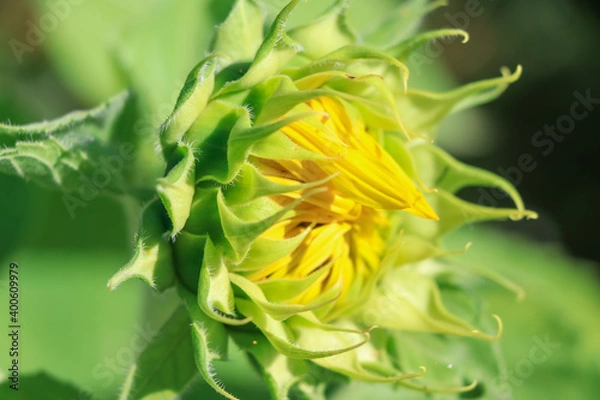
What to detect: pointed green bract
<box><xmin>160</xmin><ymin>56</ymin><xmax>219</xmax><ymax>156</ymax></box>
<box><xmin>213</xmin><ymin>0</ymin><xmax>265</xmax><ymax>64</ymax></box>
<box><xmin>236</xmin><ymin>299</ymin><xmax>372</xmax><ymax>359</ymax></box>
<box><xmin>359</xmin><ymin>267</ymin><xmax>502</xmax><ymax>341</ymax></box>
<box><xmin>179</xmin><ymin>286</ymin><xmax>238</xmax><ymax>400</ymax></box>
<box><xmin>157</xmin><ymin>144</ymin><xmax>196</xmax><ymax>235</ymax></box>
<box><xmin>395</xmin><ymin>66</ymin><xmax>523</xmax><ymax>139</ymax></box>
<box><xmin>390</xmin><ymin>28</ymin><xmax>469</xmax><ymax>60</ymax></box>
<box><xmin>108</xmin><ymin>200</ymin><xmax>175</xmax><ymax>292</ymax></box>
<box><xmin>197</xmin><ymin>238</ymin><xmax>247</xmax><ymax>323</ymax></box>
<box><xmin>289</xmin><ymin>0</ymin><xmax>357</xmax><ymax>60</ymax></box>
<box><xmin>215</xmin><ymin>0</ymin><xmax>302</xmax><ymax>97</ymax></box>
<box><xmin>365</xmin><ymin>0</ymin><xmax>448</xmax><ymax>48</ymax></box>
<box><xmin>230</xmin><ymin>272</ymin><xmax>340</xmax><ymax>320</ymax></box>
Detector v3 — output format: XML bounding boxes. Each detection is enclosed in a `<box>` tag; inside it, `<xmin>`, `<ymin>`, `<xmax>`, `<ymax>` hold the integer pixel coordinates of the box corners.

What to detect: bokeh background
<box><xmin>0</xmin><ymin>0</ymin><xmax>599</xmax><ymax>399</ymax></box>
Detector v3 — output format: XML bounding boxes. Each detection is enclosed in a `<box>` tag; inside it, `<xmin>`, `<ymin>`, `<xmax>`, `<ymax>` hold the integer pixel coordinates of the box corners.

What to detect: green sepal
<box><xmin>250</xmin><ymin>130</ymin><xmax>329</xmax><ymax>160</ymax></box>
<box><xmin>156</xmin><ymin>144</ymin><xmax>196</xmax><ymax>236</ymax></box>
<box><xmin>256</xmin><ymin>261</ymin><xmax>332</xmax><ymax>302</ymax></box>
<box><xmin>108</xmin><ymin>199</ymin><xmax>174</xmax><ymax>292</ymax></box>
<box><xmin>185</xmin><ymin>187</ymin><xmax>226</xmax><ymax>247</ymax></box>
<box><xmin>383</xmin><ymin>133</ymin><xmax>420</xmax><ymax>181</ymax></box>
<box><xmin>159</xmin><ymin>56</ymin><xmax>219</xmax><ymax>155</ymax></box>
<box><xmin>178</xmin><ymin>285</ymin><xmax>239</xmax><ymax>400</ymax></box>
<box><xmin>172</xmin><ymin>231</ymin><xmax>206</xmax><ymax>293</ymax></box>
<box><xmin>289</xmin><ymin>0</ymin><xmax>357</xmax><ymax>60</ymax></box>
<box><xmin>253</xmin><ymin>76</ymin><xmax>395</xmax><ymax>130</ymax></box>
<box><xmin>184</xmin><ymin>101</ymin><xmax>315</xmax><ymax>186</ymax></box>
<box><xmin>221</xmin><ymin>162</ymin><xmax>305</xmax><ymax>206</ymax></box>
<box><xmin>231</xmin><ymin>229</ymin><xmax>311</xmax><ymax>273</ymax></box>
<box><xmin>386</xmin><ymin>140</ymin><xmax>537</xmax><ymax>239</ymax></box>
<box><xmin>365</xmin><ymin>0</ymin><xmax>448</xmax><ymax>48</ymax></box>
<box><xmin>426</xmin><ymin>259</ymin><xmax>526</xmax><ymax>302</ymax></box>
<box><xmin>198</xmin><ymin>238</ymin><xmax>251</xmax><ymax>325</ymax></box>
<box><xmin>405</xmin><ymin>189</ymin><xmax>537</xmax><ymax>240</ymax></box>
<box><xmin>312</xmin><ymin>341</ymin><xmax>426</xmax><ymax>383</ymax></box>
<box><xmin>395</xmin><ymin>66</ymin><xmax>523</xmax><ymax>139</ymax></box>
<box><xmin>217</xmin><ymin>187</ymin><xmax>323</xmax><ymax>262</ymax></box>
<box><xmin>389</xmin><ymin>28</ymin><xmax>469</xmax><ymax>61</ymax></box>
<box><xmin>212</xmin><ymin>0</ymin><xmax>265</xmax><ymax>64</ymax></box>
<box><xmin>222</xmin><ymin>161</ymin><xmax>334</xmax><ymax>206</ymax></box>
<box><xmin>392</xmin><ymin>234</ymin><xmax>469</xmax><ymax>266</ymax></box>
<box><xmin>186</xmin><ymin>184</ymin><xmax>298</xmax><ymax>263</ymax></box>
<box><xmin>236</xmin><ymin>299</ymin><xmax>371</xmax><ymax>359</ymax></box>
<box><xmin>183</xmin><ymin>100</ymin><xmax>245</xmax><ymax>182</ymax></box>
<box><xmin>229</xmin><ymin>272</ymin><xmax>340</xmax><ymax>320</ymax></box>
<box><xmin>389</xmin><ymin>331</ymin><xmax>488</xmax><ymax>395</ymax></box>
<box><xmin>359</xmin><ymin>267</ymin><xmax>501</xmax><ymax>341</ymax></box>
<box><xmin>287</xmin><ymin>45</ymin><xmax>409</xmax><ymax>92</ymax></box>
<box><xmin>412</xmin><ymin>143</ymin><xmax>528</xmax><ymax>211</ymax></box>
<box><xmin>215</xmin><ymin>0</ymin><xmax>302</xmax><ymax>97</ymax></box>
<box><xmin>193</xmin><ymin>107</ymin><xmax>322</xmax><ymax>185</ymax></box>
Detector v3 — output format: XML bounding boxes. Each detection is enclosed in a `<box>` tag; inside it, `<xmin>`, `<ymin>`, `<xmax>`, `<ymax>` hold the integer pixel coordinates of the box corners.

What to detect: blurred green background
<box><xmin>0</xmin><ymin>0</ymin><xmax>599</xmax><ymax>399</ymax></box>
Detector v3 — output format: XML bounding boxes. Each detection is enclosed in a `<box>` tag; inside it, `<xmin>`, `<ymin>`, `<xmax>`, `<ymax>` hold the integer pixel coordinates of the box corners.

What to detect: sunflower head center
<box><xmin>246</xmin><ymin>97</ymin><xmax>435</xmax><ymax>316</ymax></box>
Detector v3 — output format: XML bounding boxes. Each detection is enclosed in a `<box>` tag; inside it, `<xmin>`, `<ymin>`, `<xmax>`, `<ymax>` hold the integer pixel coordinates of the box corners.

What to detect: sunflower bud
<box><xmin>110</xmin><ymin>1</ymin><xmax>537</xmax><ymax>398</ymax></box>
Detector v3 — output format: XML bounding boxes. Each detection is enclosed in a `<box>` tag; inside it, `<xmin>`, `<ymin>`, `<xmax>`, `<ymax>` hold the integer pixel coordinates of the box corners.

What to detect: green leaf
<box><xmin>0</xmin><ymin>92</ymin><xmax>130</xmax><ymax>194</ymax></box>
<box><xmin>119</xmin><ymin>306</ymin><xmax>197</xmax><ymax>400</ymax></box>
<box><xmin>213</xmin><ymin>0</ymin><xmax>265</xmax><ymax>63</ymax></box>
<box><xmin>108</xmin><ymin>199</ymin><xmax>175</xmax><ymax>292</ymax></box>
<box><xmin>0</xmin><ymin>372</ymin><xmax>92</xmax><ymax>399</ymax></box>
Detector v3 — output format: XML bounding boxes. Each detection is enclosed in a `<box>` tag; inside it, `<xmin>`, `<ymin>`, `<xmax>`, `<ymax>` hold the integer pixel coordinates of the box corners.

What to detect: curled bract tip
<box><xmin>491</xmin><ymin>314</ymin><xmax>504</xmax><ymax>341</ymax></box>
<box><xmin>401</xmin><ymin>377</ymin><xmax>479</xmax><ymax>394</ymax></box>
<box><xmin>456</xmin><ymin>380</ymin><xmax>479</xmax><ymax>393</ymax></box>
<box><xmin>509</xmin><ymin>210</ymin><xmax>539</xmax><ymax>221</ymax></box>
<box><xmin>501</xmin><ymin>64</ymin><xmax>523</xmax><ymax>81</ymax></box>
